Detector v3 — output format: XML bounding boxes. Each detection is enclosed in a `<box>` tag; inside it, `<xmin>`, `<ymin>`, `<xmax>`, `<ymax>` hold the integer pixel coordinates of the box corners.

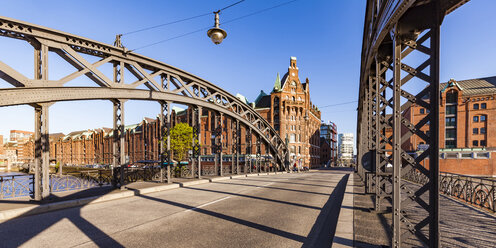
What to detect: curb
<box><xmin>177</xmin><ymin>179</ymin><xmax>210</xmax><ymax>187</ymax></box>
<box><xmin>208</xmin><ymin>176</ymin><xmax>231</xmax><ymax>182</ymax></box>
<box><xmin>230</xmin><ymin>175</ymin><xmax>247</xmax><ymax>179</ymax></box>
<box><xmin>332</xmin><ymin>173</ymin><xmax>355</xmax><ymax>247</ymax></box>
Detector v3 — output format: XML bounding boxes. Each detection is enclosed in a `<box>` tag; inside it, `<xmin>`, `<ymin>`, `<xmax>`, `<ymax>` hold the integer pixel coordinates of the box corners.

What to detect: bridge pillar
<box><xmin>213</xmin><ymin>112</ymin><xmax>223</xmax><ymax>176</ymax></box>
<box><xmin>246</xmin><ymin>127</ymin><xmax>252</xmax><ymax>174</ymax></box>
<box><xmin>219</xmin><ymin>113</ymin><xmax>224</xmax><ymax>176</ymax></box>
<box><xmin>374</xmin><ymin>58</ymin><xmax>392</xmax><ymax>212</ymax></box>
<box><xmin>33</xmin><ymin>103</ymin><xmax>50</xmax><ymax>201</ymax></box>
<box><xmin>192</xmin><ymin>105</ymin><xmax>202</xmax><ymax>179</ymax></box>
<box><xmin>390</xmin><ymin>10</ymin><xmax>441</xmax><ymax>245</ymax></box>
<box><xmin>256</xmin><ymin>135</ymin><xmax>261</xmax><ymax>174</ymax></box>
<box><xmin>112</xmin><ymin>100</ymin><xmax>125</xmax><ymax>188</ymax></box>
<box><xmin>231</xmin><ymin>118</ymin><xmax>240</xmax><ymax>175</ymax></box>
<box><xmin>235</xmin><ymin>120</ymin><xmax>240</xmax><ymax>174</ymax></box>
<box><xmin>160</xmin><ymin>101</ymin><xmax>172</xmax><ymax>183</ymax></box>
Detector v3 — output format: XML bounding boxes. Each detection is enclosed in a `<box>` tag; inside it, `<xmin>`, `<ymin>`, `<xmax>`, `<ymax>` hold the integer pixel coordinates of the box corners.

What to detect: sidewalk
<box><xmin>332</xmin><ymin>172</ymin><xmax>355</xmax><ymax>247</ymax></box>
<box><xmin>0</xmin><ymin>172</ymin><xmax>288</xmax><ymax>223</ymax></box>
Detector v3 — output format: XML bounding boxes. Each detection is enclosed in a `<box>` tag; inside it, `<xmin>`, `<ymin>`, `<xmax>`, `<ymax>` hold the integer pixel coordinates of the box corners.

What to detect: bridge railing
<box><xmin>0</xmin><ymin>174</ymin><xmax>33</xmax><ymax>199</ymax></box>
<box><xmin>404</xmin><ymin>169</ymin><xmax>496</xmax><ymax>213</ymax></box>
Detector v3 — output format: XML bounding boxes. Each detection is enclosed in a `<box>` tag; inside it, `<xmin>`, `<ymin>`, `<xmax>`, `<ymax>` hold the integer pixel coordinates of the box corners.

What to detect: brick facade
<box><xmin>253</xmin><ymin>57</ymin><xmax>321</xmax><ymax>169</ymax></box>
<box><xmin>385</xmin><ymin>77</ymin><xmax>496</xmax><ymax>176</ymax></box>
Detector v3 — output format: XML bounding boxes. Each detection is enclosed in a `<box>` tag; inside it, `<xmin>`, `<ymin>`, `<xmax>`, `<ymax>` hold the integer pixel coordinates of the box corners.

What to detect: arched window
<box><xmin>446</xmin><ymin>90</ymin><xmax>458</xmax><ymax>104</ymax></box>
<box><xmin>292</xmin><ymin>96</ymin><xmax>295</xmax><ymax>101</ymax></box>
<box><xmin>298</xmin><ymin>97</ymin><xmax>302</xmax><ymax>101</ymax></box>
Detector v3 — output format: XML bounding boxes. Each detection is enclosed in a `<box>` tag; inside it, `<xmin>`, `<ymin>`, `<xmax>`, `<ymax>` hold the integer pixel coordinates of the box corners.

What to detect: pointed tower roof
<box><xmin>273</xmin><ymin>73</ymin><xmax>282</xmax><ymax>92</ymax></box>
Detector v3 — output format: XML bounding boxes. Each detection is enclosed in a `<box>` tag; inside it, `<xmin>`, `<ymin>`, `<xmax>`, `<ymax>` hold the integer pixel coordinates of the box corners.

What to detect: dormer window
<box><xmin>446</xmin><ymin>90</ymin><xmax>458</xmax><ymax>104</ymax></box>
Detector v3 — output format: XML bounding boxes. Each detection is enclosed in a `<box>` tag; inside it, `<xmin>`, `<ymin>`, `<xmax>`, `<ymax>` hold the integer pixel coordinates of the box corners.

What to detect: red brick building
<box><xmin>253</xmin><ymin>57</ymin><xmax>322</xmax><ymax>169</ymax></box>
<box><xmin>386</xmin><ymin>77</ymin><xmax>496</xmax><ymax>176</ymax></box>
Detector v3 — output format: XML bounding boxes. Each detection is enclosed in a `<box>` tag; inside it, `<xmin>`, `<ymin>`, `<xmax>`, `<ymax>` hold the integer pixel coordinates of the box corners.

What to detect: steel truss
<box><xmin>359</xmin><ymin>0</ymin><xmax>470</xmax><ymax>247</ymax></box>
<box><xmin>246</xmin><ymin>128</ymin><xmax>252</xmax><ymax>174</ymax></box>
<box><xmin>256</xmin><ymin>135</ymin><xmax>261</xmax><ymax>173</ymax></box>
<box><xmin>191</xmin><ymin>105</ymin><xmax>202</xmax><ymax>179</ymax></box>
<box><xmin>231</xmin><ymin>119</ymin><xmax>240</xmax><ymax>175</ymax></box>
<box><xmin>112</xmin><ymin>99</ymin><xmax>126</xmax><ymax>187</ymax></box>
<box><xmin>374</xmin><ymin>59</ymin><xmax>393</xmax><ymax>211</ymax></box>
<box><xmin>0</xmin><ymin>16</ymin><xmax>289</xmax><ymax>199</ymax></box>
<box><xmin>160</xmin><ymin>101</ymin><xmax>172</xmax><ymax>183</ymax></box>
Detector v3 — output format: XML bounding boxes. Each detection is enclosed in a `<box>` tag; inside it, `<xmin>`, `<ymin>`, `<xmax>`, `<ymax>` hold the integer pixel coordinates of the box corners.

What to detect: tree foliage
<box><xmin>167</xmin><ymin>122</ymin><xmax>193</xmax><ymax>161</ymax></box>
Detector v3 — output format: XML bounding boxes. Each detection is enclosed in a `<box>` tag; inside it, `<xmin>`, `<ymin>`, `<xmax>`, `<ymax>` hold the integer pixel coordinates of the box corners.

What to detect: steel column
<box><xmin>236</xmin><ymin>120</ymin><xmax>240</xmax><ymax>174</ymax></box>
<box><xmin>113</xmin><ymin>100</ymin><xmax>125</xmax><ymax>188</ymax></box>
<box><xmin>195</xmin><ymin>106</ymin><xmax>202</xmax><ymax>179</ymax></box>
<box><xmin>392</xmin><ymin>26</ymin><xmax>402</xmax><ymax>246</ymax></box>
<box><xmin>255</xmin><ymin>135</ymin><xmax>262</xmax><ymax>173</ymax></box>
<box><xmin>160</xmin><ymin>101</ymin><xmax>172</xmax><ymax>183</ymax></box>
<box><xmin>33</xmin><ymin>104</ymin><xmax>50</xmax><ymax>200</ymax></box>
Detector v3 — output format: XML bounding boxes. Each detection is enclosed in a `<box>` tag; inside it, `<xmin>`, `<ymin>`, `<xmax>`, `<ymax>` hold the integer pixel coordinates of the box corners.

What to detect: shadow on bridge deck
<box><xmin>353</xmin><ymin>173</ymin><xmax>496</xmax><ymax>247</ymax></box>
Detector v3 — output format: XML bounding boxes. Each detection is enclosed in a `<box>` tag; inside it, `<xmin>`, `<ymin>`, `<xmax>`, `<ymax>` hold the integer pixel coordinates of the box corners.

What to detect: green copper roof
<box><xmin>273</xmin><ymin>73</ymin><xmax>282</xmax><ymax>92</ymax></box>
<box><xmin>254</xmin><ymin>90</ymin><xmax>267</xmax><ymax>103</ymax></box>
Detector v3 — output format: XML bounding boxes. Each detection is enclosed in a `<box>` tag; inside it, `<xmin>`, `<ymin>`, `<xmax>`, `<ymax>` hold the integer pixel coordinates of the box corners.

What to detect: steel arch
<box><xmin>0</xmin><ymin>16</ymin><xmax>289</xmax><ymax>195</ymax></box>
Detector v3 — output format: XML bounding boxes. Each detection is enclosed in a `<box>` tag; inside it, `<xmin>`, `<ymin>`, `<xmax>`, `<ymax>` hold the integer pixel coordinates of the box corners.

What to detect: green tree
<box><xmin>166</xmin><ymin>122</ymin><xmax>193</xmax><ymax>161</ymax></box>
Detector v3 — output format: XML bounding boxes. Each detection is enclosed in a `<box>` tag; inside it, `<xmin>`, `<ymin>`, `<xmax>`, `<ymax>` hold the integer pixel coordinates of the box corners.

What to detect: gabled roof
<box><xmin>441</xmin><ymin>76</ymin><xmax>496</xmax><ymax>96</ymax></box>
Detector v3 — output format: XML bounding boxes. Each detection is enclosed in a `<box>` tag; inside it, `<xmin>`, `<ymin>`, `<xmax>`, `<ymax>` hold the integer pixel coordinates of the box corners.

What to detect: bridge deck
<box><xmin>353</xmin><ymin>175</ymin><xmax>496</xmax><ymax>247</ymax></box>
<box><xmin>0</xmin><ymin>169</ymin><xmax>352</xmax><ymax>247</ymax></box>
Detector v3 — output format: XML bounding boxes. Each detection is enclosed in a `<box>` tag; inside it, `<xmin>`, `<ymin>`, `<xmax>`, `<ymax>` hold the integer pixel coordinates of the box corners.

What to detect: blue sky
<box><xmin>0</xmin><ymin>0</ymin><xmax>495</xmax><ymax>146</ymax></box>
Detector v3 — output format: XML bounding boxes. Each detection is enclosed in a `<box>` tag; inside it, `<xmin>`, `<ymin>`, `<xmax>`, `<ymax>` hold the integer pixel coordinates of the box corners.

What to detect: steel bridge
<box><xmin>0</xmin><ymin>16</ymin><xmax>289</xmax><ymax>202</ymax></box>
<box><xmin>357</xmin><ymin>0</ymin><xmax>471</xmax><ymax>247</ymax></box>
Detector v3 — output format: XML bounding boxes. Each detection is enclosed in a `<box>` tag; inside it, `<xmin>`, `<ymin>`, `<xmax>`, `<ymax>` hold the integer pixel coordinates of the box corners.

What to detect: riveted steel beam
<box><xmin>0</xmin><ymin>16</ymin><xmax>288</xmax><ymax>170</ymax></box>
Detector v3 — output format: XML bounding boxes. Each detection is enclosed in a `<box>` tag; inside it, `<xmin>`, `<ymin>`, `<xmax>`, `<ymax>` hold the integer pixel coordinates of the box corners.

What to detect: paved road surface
<box><xmin>0</xmin><ymin>170</ymin><xmax>352</xmax><ymax>248</ymax></box>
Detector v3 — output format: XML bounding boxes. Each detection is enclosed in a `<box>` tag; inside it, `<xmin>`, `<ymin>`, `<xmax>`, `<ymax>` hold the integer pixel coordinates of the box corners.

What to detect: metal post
<box><xmin>196</xmin><ymin>106</ymin><xmax>202</xmax><ymax>179</ymax></box>
<box><xmin>41</xmin><ymin>104</ymin><xmax>49</xmax><ymax>198</ymax></box>
<box><xmin>375</xmin><ymin>59</ymin><xmax>384</xmax><ymax>211</ymax></box>
<box><xmin>219</xmin><ymin>113</ymin><xmax>224</xmax><ymax>177</ymax></box>
<box><xmin>159</xmin><ymin>101</ymin><xmax>172</xmax><ymax>183</ymax></box>
<box><xmin>113</xmin><ymin>100</ymin><xmax>125</xmax><ymax>188</ymax></box>
<box><xmin>429</xmin><ymin>11</ymin><xmax>441</xmax><ymax>247</ymax></box>
<box><xmin>34</xmin><ymin>104</ymin><xmax>49</xmax><ymax>200</ymax></box>
<box><xmin>191</xmin><ymin>107</ymin><xmax>196</xmax><ymax>179</ymax></box>
<box><xmin>214</xmin><ymin>112</ymin><xmax>219</xmax><ymax>176</ymax></box>
<box><xmin>246</xmin><ymin>127</ymin><xmax>252</xmax><ymax>174</ymax></box>
<box><xmin>236</xmin><ymin>120</ymin><xmax>240</xmax><ymax>174</ymax></box>
<box><xmin>392</xmin><ymin>26</ymin><xmax>402</xmax><ymax>247</ymax></box>
<box><xmin>256</xmin><ymin>136</ymin><xmax>261</xmax><ymax>174</ymax></box>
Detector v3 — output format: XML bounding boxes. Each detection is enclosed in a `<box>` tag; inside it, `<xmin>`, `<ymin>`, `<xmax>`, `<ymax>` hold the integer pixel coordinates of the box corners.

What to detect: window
<box><xmin>446</xmin><ymin>90</ymin><xmax>458</xmax><ymax>104</ymax></box>
<box><xmin>480</xmin><ymin>115</ymin><xmax>487</xmax><ymax>122</ymax></box>
<box><xmin>420</xmin><ymin>108</ymin><xmax>425</xmax><ymax>114</ymax></box>
<box><xmin>446</xmin><ymin>105</ymin><xmax>456</xmax><ymax>115</ymax></box>
<box><xmin>473</xmin><ymin>140</ymin><xmax>479</xmax><ymax>146</ymax></box>
<box><xmin>481</xmin><ymin>127</ymin><xmax>486</xmax><ymax>134</ymax></box>
<box><xmin>481</xmin><ymin>140</ymin><xmax>487</xmax><ymax>146</ymax></box>
<box><xmin>446</xmin><ymin>117</ymin><xmax>456</xmax><ymax>127</ymax></box>
<box><xmin>473</xmin><ymin>128</ymin><xmax>479</xmax><ymax>134</ymax></box>
<box><xmin>445</xmin><ymin>140</ymin><xmax>456</xmax><ymax>148</ymax></box>
<box><xmin>290</xmin><ymin>134</ymin><xmax>295</xmax><ymax>143</ymax></box>
<box><xmin>473</xmin><ymin>116</ymin><xmax>479</xmax><ymax>122</ymax></box>
<box><xmin>481</xmin><ymin>103</ymin><xmax>487</xmax><ymax>109</ymax></box>
<box><xmin>446</xmin><ymin>129</ymin><xmax>456</xmax><ymax>138</ymax></box>
<box><xmin>473</xmin><ymin>103</ymin><xmax>479</xmax><ymax>110</ymax></box>
<box><xmin>292</xmin><ymin>96</ymin><xmax>295</xmax><ymax>101</ymax></box>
